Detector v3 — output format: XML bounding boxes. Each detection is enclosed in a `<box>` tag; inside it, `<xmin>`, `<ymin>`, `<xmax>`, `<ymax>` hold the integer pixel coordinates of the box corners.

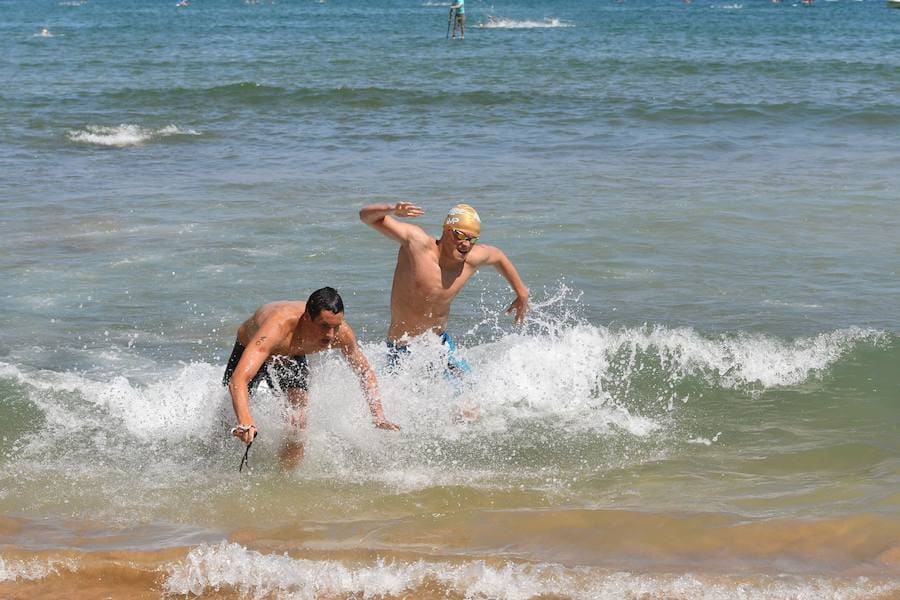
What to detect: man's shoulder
<box><xmin>259</xmin><ymin>299</ymin><xmax>305</xmax><ymax>312</ymax></box>
<box><xmin>468</xmin><ymin>243</ymin><xmax>502</xmax><ymax>264</ymax></box>
<box><xmin>401</xmin><ymin>223</ymin><xmax>434</xmax><ymax>246</ymax></box>
<box><xmin>259</xmin><ymin>301</ymin><xmax>305</xmax><ymax>326</ymax></box>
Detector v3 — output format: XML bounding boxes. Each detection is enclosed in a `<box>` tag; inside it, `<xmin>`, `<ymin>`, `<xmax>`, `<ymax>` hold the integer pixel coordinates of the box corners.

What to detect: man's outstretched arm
<box><xmin>481</xmin><ymin>246</ymin><xmax>530</xmax><ymax>325</ymax></box>
<box><xmin>337</xmin><ymin>327</ymin><xmax>400</xmax><ymax>431</ymax></box>
<box><xmin>359</xmin><ymin>201</ymin><xmax>425</xmax><ymax>244</ymax></box>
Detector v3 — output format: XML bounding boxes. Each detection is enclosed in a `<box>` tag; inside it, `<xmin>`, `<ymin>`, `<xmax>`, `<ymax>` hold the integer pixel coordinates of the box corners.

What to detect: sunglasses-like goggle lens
<box><xmin>451</xmin><ymin>229</ymin><xmax>478</xmax><ymax>243</ymax></box>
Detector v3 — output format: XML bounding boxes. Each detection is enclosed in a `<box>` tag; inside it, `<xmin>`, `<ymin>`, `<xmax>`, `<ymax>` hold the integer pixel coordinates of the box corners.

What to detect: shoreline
<box><xmin>3</xmin><ymin>509</ymin><xmax>898</xmax><ymax>597</ymax></box>
<box><xmin>3</xmin><ymin>543</ymin><xmax>899</xmax><ymax>599</ymax></box>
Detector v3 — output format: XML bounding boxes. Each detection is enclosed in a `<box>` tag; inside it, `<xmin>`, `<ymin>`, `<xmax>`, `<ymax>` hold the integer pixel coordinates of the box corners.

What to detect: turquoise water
<box><xmin>1</xmin><ymin>0</ymin><xmax>899</xmax><ymax>597</ymax></box>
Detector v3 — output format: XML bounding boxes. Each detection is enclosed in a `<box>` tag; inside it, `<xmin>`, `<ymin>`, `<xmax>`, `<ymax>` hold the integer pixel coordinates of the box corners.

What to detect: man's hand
<box><xmin>506</xmin><ymin>295</ymin><xmax>529</xmax><ymax>326</ymax></box>
<box><xmin>231</xmin><ymin>424</ymin><xmax>258</xmax><ymax>444</ymax></box>
<box><xmin>393</xmin><ymin>202</ymin><xmax>423</xmax><ymax>218</ymax></box>
<box><xmin>374</xmin><ymin>417</ymin><xmax>401</xmax><ymax>431</ymax></box>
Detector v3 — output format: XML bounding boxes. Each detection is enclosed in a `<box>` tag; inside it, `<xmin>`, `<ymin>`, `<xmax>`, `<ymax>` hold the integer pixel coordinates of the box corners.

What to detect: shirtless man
<box><xmin>223</xmin><ymin>287</ymin><xmax>399</xmax><ymax>469</ymax></box>
<box><xmin>359</xmin><ymin>202</ymin><xmax>529</xmax><ymax>372</ymax></box>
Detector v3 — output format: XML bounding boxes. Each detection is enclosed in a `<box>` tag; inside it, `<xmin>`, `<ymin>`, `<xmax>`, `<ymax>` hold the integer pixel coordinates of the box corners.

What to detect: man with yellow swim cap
<box><xmin>359</xmin><ymin>201</ymin><xmax>529</xmax><ymax>373</ymax></box>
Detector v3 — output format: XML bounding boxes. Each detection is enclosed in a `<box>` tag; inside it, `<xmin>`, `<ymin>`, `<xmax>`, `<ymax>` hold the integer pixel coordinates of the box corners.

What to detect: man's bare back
<box><xmin>236</xmin><ymin>300</ymin><xmax>334</xmax><ymax>357</ymax></box>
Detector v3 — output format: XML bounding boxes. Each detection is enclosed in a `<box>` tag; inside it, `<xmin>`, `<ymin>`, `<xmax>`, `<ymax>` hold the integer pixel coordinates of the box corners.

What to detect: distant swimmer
<box><xmin>176</xmin><ymin>0</ymin><xmax>189</xmax><ymax>6</ymax></box>
<box><xmin>359</xmin><ymin>201</ymin><xmax>529</xmax><ymax>376</ymax></box>
<box><xmin>449</xmin><ymin>0</ymin><xmax>466</xmax><ymax>39</ymax></box>
<box><xmin>39</xmin><ymin>27</ymin><xmax>52</xmax><ymax>37</ymax></box>
<box><xmin>223</xmin><ymin>287</ymin><xmax>399</xmax><ymax>470</ymax></box>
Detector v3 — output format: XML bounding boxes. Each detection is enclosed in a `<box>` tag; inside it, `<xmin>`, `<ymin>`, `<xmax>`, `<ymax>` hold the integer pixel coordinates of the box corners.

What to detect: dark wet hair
<box><xmin>306</xmin><ymin>287</ymin><xmax>344</xmax><ymax>318</ymax></box>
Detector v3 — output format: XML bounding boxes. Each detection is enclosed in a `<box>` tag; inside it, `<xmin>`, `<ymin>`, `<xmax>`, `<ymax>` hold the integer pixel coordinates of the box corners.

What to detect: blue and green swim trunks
<box><xmin>386</xmin><ymin>331</ymin><xmax>472</xmax><ymax>377</ymax></box>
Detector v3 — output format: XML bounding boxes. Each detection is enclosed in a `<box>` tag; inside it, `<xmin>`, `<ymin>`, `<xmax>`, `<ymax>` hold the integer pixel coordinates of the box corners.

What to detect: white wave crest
<box><xmin>479</xmin><ymin>17</ymin><xmax>572</xmax><ymax>29</ymax></box>
<box><xmin>164</xmin><ymin>542</ymin><xmax>899</xmax><ymax>600</ymax></box>
<box><xmin>0</xmin><ymin>360</ymin><xmax>228</xmax><ymax>443</ymax></box>
<box><xmin>597</xmin><ymin>325</ymin><xmax>881</xmax><ymax>388</ymax></box>
<box><xmin>0</xmin><ymin>555</ymin><xmax>78</xmax><ymax>582</ymax></box>
<box><xmin>0</xmin><ymin>325</ymin><xmax>877</xmax><ymax>450</ymax></box>
<box><xmin>66</xmin><ymin>124</ymin><xmax>200</xmax><ymax>147</ymax></box>
<box><xmin>0</xmin><ymin>324</ymin><xmax>881</xmax><ymax>499</ymax></box>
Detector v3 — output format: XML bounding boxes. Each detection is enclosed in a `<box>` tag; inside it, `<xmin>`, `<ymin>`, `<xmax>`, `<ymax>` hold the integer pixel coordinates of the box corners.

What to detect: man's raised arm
<box><xmin>359</xmin><ymin>201</ymin><xmax>425</xmax><ymax>244</ymax></box>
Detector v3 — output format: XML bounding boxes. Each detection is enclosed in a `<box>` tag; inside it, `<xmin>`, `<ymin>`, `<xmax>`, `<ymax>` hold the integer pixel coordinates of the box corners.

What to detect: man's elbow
<box><xmin>359</xmin><ymin>205</ymin><xmax>383</xmax><ymax>224</ymax></box>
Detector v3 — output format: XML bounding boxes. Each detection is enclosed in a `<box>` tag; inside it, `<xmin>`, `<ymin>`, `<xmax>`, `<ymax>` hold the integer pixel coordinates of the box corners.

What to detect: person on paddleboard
<box><xmin>449</xmin><ymin>0</ymin><xmax>466</xmax><ymax>38</ymax></box>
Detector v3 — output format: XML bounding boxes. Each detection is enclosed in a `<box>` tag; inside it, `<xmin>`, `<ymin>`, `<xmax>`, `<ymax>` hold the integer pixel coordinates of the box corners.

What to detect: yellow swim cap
<box><xmin>444</xmin><ymin>203</ymin><xmax>481</xmax><ymax>235</ymax></box>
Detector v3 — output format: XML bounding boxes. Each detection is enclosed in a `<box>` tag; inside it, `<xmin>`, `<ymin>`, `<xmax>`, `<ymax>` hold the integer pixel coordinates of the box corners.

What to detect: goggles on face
<box><xmin>450</xmin><ymin>228</ymin><xmax>479</xmax><ymax>244</ymax></box>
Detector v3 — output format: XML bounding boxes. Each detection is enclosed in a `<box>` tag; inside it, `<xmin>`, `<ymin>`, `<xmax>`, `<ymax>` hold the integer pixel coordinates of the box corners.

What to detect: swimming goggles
<box><xmin>450</xmin><ymin>229</ymin><xmax>479</xmax><ymax>244</ymax></box>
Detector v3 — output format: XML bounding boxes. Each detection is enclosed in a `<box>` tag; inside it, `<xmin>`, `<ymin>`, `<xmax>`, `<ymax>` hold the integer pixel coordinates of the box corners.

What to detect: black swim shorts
<box><xmin>222</xmin><ymin>339</ymin><xmax>310</xmax><ymax>394</ymax></box>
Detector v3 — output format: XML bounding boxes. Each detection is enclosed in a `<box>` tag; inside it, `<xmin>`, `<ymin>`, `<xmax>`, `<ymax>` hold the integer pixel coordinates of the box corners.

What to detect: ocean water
<box><xmin>1</xmin><ymin>0</ymin><xmax>899</xmax><ymax>598</ymax></box>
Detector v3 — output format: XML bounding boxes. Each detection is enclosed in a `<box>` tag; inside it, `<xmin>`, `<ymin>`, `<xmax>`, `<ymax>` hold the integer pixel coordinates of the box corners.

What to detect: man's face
<box><xmin>312</xmin><ymin>310</ymin><xmax>344</xmax><ymax>346</ymax></box>
<box><xmin>443</xmin><ymin>227</ymin><xmax>479</xmax><ymax>259</ymax></box>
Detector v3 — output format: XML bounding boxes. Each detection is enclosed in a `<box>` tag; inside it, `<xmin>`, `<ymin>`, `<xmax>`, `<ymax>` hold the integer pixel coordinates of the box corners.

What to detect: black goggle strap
<box><xmin>230</xmin><ymin>425</ymin><xmax>258</xmax><ymax>472</ymax></box>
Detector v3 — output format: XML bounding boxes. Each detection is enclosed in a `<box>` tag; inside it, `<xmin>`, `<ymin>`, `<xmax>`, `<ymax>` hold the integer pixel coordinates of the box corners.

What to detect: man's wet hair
<box><xmin>306</xmin><ymin>287</ymin><xmax>344</xmax><ymax>318</ymax></box>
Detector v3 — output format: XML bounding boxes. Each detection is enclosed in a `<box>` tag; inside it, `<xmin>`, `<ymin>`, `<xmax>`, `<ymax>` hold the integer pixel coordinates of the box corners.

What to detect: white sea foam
<box><xmin>163</xmin><ymin>541</ymin><xmax>899</xmax><ymax>600</ymax></box>
<box><xmin>562</xmin><ymin>324</ymin><xmax>882</xmax><ymax>389</ymax></box>
<box><xmin>763</xmin><ymin>299</ymin><xmax>823</xmax><ymax>309</ymax></box>
<box><xmin>0</xmin><ymin>324</ymin><xmax>880</xmax><ymax>500</ymax></box>
<box><xmin>688</xmin><ymin>431</ymin><xmax>722</xmax><ymax>445</ymax></box>
<box><xmin>66</xmin><ymin>124</ymin><xmax>200</xmax><ymax>147</ymax></box>
<box><xmin>0</xmin><ymin>324</ymin><xmax>877</xmax><ymax>451</ymax></box>
<box><xmin>478</xmin><ymin>17</ymin><xmax>572</xmax><ymax>29</ymax></box>
<box><xmin>0</xmin><ymin>555</ymin><xmax>78</xmax><ymax>582</ymax></box>
<box><xmin>0</xmin><ymin>361</ymin><xmax>230</xmax><ymax>446</ymax></box>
